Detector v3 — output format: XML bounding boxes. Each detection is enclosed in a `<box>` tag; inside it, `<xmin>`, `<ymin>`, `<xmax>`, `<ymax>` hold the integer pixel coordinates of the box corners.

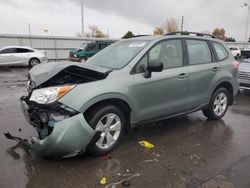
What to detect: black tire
<box><xmin>29</xmin><ymin>58</ymin><xmax>40</xmax><ymax>67</ymax></box>
<box><xmin>79</xmin><ymin>57</ymin><xmax>87</xmax><ymax>63</ymax></box>
<box><xmin>236</xmin><ymin>54</ymin><xmax>240</xmax><ymax>59</ymax></box>
<box><xmin>202</xmin><ymin>87</ymin><xmax>229</xmax><ymax>120</ymax></box>
<box><xmin>86</xmin><ymin>105</ymin><xmax>125</xmax><ymax>156</ymax></box>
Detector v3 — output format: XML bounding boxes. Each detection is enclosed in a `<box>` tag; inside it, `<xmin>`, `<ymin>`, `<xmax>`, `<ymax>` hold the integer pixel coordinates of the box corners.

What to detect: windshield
<box><xmin>87</xmin><ymin>40</ymin><xmax>149</xmax><ymax>69</ymax></box>
<box><xmin>80</xmin><ymin>43</ymin><xmax>89</xmax><ymax>49</ymax></box>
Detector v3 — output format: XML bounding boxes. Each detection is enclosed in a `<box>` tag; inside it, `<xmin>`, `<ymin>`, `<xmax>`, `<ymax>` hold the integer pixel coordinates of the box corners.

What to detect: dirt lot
<box><xmin>0</xmin><ymin>66</ymin><xmax>250</xmax><ymax>188</ymax></box>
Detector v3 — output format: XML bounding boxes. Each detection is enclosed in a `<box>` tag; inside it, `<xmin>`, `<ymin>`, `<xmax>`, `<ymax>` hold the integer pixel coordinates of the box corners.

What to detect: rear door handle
<box><xmin>178</xmin><ymin>73</ymin><xmax>188</xmax><ymax>79</ymax></box>
<box><xmin>211</xmin><ymin>67</ymin><xmax>221</xmax><ymax>72</ymax></box>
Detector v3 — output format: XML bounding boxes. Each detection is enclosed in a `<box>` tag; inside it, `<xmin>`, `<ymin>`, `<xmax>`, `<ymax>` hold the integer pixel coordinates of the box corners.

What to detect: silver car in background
<box><xmin>239</xmin><ymin>58</ymin><xmax>250</xmax><ymax>90</ymax></box>
<box><xmin>0</xmin><ymin>46</ymin><xmax>48</xmax><ymax>66</ymax></box>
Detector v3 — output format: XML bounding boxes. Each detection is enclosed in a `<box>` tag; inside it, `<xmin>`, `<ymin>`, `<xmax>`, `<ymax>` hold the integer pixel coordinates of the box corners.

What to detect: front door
<box><xmin>131</xmin><ymin>39</ymin><xmax>189</xmax><ymax>122</ymax></box>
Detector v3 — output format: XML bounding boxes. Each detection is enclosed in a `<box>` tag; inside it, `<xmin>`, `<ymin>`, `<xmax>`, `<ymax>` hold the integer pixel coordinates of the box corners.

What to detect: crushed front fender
<box><xmin>32</xmin><ymin>113</ymin><xmax>95</xmax><ymax>158</ymax></box>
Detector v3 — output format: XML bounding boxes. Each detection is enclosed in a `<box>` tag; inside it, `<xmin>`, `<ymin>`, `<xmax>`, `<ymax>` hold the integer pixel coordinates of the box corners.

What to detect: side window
<box><xmin>134</xmin><ymin>39</ymin><xmax>183</xmax><ymax>73</ymax></box>
<box><xmin>212</xmin><ymin>42</ymin><xmax>228</xmax><ymax>60</ymax></box>
<box><xmin>99</xmin><ymin>44</ymin><xmax>108</xmax><ymax>50</ymax></box>
<box><xmin>17</xmin><ymin>48</ymin><xmax>31</xmax><ymax>53</ymax></box>
<box><xmin>187</xmin><ymin>40</ymin><xmax>212</xmax><ymax>65</ymax></box>
<box><xmin>86</xmin><ymin>43</ymin><xmax>97</xmax><ymax>51</ymax></box>
<box><xmin>0</xmin><ymin>48</ymin><xmax>17</xmax><ymax>54</ymax></box>
<box><xmin>149</xmin><ymin>39</ymin><xmax>183</xmax><ymax>69</ymax></box>
<box><xmin>134</xmin><ymin>55</ymin><xmax>148</xmax><ymax>73</ymax></box>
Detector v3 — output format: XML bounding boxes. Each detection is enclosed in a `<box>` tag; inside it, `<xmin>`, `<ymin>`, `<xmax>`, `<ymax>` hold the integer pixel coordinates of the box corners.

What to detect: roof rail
<box><xmin>132</xmin><ymin>35</ymin><xmax>151</xmax><ymax>38</ymax></box>
<box><xmin>166</xmin><ymin>31</ymin><xmax>215</xmax><ymax>38</ymax></box>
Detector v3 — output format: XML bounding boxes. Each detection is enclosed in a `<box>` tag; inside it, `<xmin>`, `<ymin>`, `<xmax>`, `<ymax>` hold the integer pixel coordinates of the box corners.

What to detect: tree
<box><xmin>225</xmin><ymin>37</ymin><xmax>236</xmax><ymax>42</ymax></box>
<box><xmin>165</xmin><ymin>18</ymin><xmax>179</xmax><ymax>33</ymax></box>
<box><xmin>75</xmin><ymin>25</ymin><xmax>107</xmax><ymax>38</ymax></box>
<box><xmin>122</xmin><ymin>31</ymin><xmax>135</xmax><ymax>39</ymax></box>
<box><xmin>88</xmin><ymin>25</ymin><xmax>106</xmax><ymax>38</ymax></box>
<box><xmin>212</xmin><ymin>28</ymin><xmax>226</xmax><ymax>41</ymax></box>
<box><xmin>153</xmin><ymin>26</ymin><xmax>164</xmax><ymax>35</ymax></box>
<box><xmin>153</xmin><ymin>18</ymin><xmax>179</xmax><ymax>35</ymax></box>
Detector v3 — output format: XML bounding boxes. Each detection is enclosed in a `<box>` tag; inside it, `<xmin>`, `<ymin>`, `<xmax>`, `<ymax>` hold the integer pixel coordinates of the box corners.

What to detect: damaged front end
<box><xmin>19</xmin><ymin>97</ymin><xmax>95</xmax><ymax>158</ymax></box>
<box><xmin>5</xmin><ymin>62</ymin><xmax>111</xmax><ymax>158</ymax></box>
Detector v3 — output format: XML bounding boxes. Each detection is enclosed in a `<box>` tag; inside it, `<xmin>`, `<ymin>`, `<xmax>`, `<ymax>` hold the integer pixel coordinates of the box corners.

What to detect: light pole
<box><xmin>81</xmin><ymin>0</ymin><xmax>84</xmax><ymax>37</ymax></box>
<box><xmin>242</xmin><ymin>3</ymin><xmax>250</xmax><ymax>43</ymax></box>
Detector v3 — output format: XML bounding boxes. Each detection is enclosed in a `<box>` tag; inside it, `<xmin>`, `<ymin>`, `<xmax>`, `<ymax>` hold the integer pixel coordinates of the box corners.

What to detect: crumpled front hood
<box><xmin>239</xmin><ymin>63</ymin><xmax>250</xmax><ymax>72</ymax></box>
<box><xmin>29</xmin><ymin>61</ymin><xmax>111</xmax><ymax>86</ymax></box>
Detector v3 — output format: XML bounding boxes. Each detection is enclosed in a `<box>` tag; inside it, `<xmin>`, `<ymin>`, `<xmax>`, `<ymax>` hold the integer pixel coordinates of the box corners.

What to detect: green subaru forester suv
<box><xmin>6</xmin><ymin>32</ymin><xmax>239</xmax><ymax>158</ymax></box>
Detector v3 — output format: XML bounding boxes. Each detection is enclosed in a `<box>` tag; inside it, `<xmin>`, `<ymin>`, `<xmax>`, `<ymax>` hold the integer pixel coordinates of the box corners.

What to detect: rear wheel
<box><xmin>86</xmin><ymin>105</ymin><xmax>125</xmax><ymax>156</ymax></box>
<box><xmin>202</xmin><ymin>88</ymin><xmax>229</xmax><ymax>120</ymax></box>
<box><xmin>29</xmin><ymin>58</ymin><xmax>40</xmax><ymax>67</ymax></box>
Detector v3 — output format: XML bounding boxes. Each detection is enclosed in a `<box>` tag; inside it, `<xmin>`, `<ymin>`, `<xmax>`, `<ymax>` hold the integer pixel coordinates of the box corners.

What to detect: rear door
<box><xmin>185</xmin><ymin>39</ymin><xmax>215</xmax><ymax>109</ymax></box>
<box><xmin>15</xmin><ymin>48</ymin><xmax>34</xmax><ymax>64</ymax></box>
<box><xmin>132</xmin><ymin>39</ymin><xmax>189</xmax><ymax>122</ymax></box>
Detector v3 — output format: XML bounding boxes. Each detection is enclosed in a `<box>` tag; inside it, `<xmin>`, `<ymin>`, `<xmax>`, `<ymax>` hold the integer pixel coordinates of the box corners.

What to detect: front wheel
<box><xmin>202</xmin><ymin>88</ymin><xmax>229</xmax><ymax>120</ymax></box>
<box><xmin>79</xmin><ymin>57</ymin><xmax>87</xmax><ymax>63</ymax></box>
<box><xmin>86</xmin><ymin>105</ymin><xmax>125</xmax><ymax>156</ymax></box>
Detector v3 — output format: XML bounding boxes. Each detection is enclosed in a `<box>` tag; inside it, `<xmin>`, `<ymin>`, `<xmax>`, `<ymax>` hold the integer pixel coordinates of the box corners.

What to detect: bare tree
<box><xmin>212</xmin><ymin>28</ymin><xmax>226</xmax><ymax>41</ymax></box>
<box><xmin>153</xmin><ymin>18</ymin><xmax>179</xmax><ymax>35</ymax></box>
<box><xmin>165</xmin><ymin>18</ymin><xmax>179</xmax><ymax>33</ymax></box>
<box><xmin>153</xmin><ymin>26</ymin><xmax>164</xmax><ymax>35</ymax></box>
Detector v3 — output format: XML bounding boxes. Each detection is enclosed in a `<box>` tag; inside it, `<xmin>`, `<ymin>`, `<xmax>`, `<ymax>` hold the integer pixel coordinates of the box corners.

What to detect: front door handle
<box><xmin>178</xmin><ymin>73</ymin><xmax>188</xmax><ymax>79</ymax></box>
<box><xmin>211</xmin><ymin>67</ymin><xmax>221</xmax><ymax>72</ymax></box>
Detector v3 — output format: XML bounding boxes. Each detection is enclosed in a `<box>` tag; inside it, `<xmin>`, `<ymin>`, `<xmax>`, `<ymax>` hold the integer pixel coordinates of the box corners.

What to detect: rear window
<box><xmin>17</xmin><ymin>48</ymin><xmax>33</xmax><ymax>53</ymax></box>
<box><xmin>186</xmin><ymin>40</ymin><xmax>212</xmax><ymax>65</ymax></box>
<box><xmin>213</xmin><ymin>42</ymin><xmax>228</xmax><ymax>60</ymax></box>
<box><xmin>230</xmin><ymin>47</ymin><xmax>238</xmax><ymax>51</ymax></box>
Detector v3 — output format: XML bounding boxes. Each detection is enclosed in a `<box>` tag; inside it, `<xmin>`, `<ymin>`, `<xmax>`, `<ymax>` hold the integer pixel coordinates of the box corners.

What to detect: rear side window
<box><xmin>17</xmin><ymin>48</ymin><xmax>34</xmax><ymax>53</ymax></box>
<box><xmin>213</xmin><ymin>42</ymin><xmax>228</xmax><ymax>60</ymax></box>
<box><xmin>0</xmin><ymin>48</ymin><xmax>17</xmax><ymax>54</ymax></box>
<box><xmin>187</xmin><ymin>40</ymin><xmax>212</xmax><ymax>65</ymax></box>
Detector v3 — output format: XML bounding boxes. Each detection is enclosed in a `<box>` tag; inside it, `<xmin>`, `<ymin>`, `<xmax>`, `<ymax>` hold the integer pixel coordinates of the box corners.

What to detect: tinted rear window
<box><xmin>17</xmin><ymin>48</ymin><xmax>34</xmax><ymax>53</ymax></box>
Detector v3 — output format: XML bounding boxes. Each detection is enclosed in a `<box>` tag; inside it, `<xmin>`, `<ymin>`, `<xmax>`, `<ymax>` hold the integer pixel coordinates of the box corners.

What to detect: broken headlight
<box><xmin>30</xmin><ymin>85</ymin><xmax>75</xmax><ymax>104</ymax></box>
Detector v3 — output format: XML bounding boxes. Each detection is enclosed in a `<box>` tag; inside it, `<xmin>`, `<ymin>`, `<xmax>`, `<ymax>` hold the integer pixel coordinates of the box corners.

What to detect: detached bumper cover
<box><xmin>20</xmin><ymin>98</ymin><xmax>95</xmax><ymax>158</ymax></box>
<box><xmin>32</xmin><ymin>113</ymin><xmax>95</xmax><ymax>158</ymax></box>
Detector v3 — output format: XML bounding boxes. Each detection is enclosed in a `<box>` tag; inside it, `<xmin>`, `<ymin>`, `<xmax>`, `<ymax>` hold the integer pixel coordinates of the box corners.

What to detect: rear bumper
<box><xmin>20</xmin><ymin>97</ymin><xmax>95</xmax><ymax>158</ymax></box>
<box><xmin>238</xmin><ymin>78</ymin><xmax>250</xmax><ymax>90</ymax></box>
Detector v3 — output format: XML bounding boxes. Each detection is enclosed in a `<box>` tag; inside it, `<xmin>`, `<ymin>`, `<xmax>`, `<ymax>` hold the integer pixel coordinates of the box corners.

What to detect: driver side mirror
<box><xmin>144</xmin><ymin>62</ymin><xmax>163</xmax><ymax>78</ymax></box>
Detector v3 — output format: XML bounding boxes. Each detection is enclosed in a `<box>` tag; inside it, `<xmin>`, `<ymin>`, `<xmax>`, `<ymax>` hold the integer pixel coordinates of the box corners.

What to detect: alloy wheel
<box><xmin>95</xmin><ymin>113</ymin><xmax>121</xmax><ymax>150</ymax></box>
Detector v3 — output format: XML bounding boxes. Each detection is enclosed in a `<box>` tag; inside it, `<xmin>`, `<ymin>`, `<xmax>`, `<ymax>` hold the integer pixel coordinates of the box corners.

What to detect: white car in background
<box><xmin>0</xmin><ymin>46</ymin><xmax>48</xmax><ymax>67</ymax></box>
<box><xmin>229</xmin><ymin>46</ymin><xmax>241</xmax><ymax>59</ymax></box>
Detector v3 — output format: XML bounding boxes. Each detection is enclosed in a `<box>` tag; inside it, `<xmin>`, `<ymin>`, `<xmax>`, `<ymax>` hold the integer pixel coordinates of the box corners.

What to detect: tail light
<box><xmin>233</xmin><ymin>61</ymin><xmax>240</xmax><ymax>71</ymax></box>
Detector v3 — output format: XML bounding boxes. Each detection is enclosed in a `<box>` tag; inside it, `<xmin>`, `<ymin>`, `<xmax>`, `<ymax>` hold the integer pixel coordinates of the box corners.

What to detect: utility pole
<box><xmin>81</xmin><ymin>0</ymin><xmax>84</xmax><ymax>37</ymax></box>
<box><xmin>181</xmin><ymin>16</ymin><xmax>184</xmax><ymax>32</ymax></box>
<box><xmin>242</xmin><ymin>3</ymin><xmax>250</xmax><ymax>43</ymax></box>
<box><xmin>28</xmin><ymin>23</ymin><xmax>32</xmax><ymax>47</ymax></box>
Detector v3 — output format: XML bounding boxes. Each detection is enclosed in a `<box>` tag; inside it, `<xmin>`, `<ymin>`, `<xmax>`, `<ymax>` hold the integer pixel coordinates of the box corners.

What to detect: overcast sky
<box><xmin>0</xmin><ymin>0</ymin><xmax>249</xmax><ymax>41</ymax></box>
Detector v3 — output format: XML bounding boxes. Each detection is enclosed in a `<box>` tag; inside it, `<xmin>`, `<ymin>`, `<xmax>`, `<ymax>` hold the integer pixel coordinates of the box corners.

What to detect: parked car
<box><xmin>241</xmin><ymin>48</ymin><xmax>250</xmax><ymax>59</ymax></box>
<box><xmin>69</xmin><ymin>40</ymin><xmax>115</xmax><ymax>63</ymax></box>
<box><xmin>0</xmin><ymin>46</ymin><xmax>48</xmax><ymax>66</ymax></box>
<box><xmin>5</xmin><ymin>32</ymin><xmax>239</xmax><ymax>158</ymax></box>
<box><xmin>229</xmin><ymin>46</ymin><xmax>241</xmax><ymax>59</ymax></box>
<box><xmin>238</xmin><ymin>58</ymin><xmax>250</xmax><ymax>90</ymax></box>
